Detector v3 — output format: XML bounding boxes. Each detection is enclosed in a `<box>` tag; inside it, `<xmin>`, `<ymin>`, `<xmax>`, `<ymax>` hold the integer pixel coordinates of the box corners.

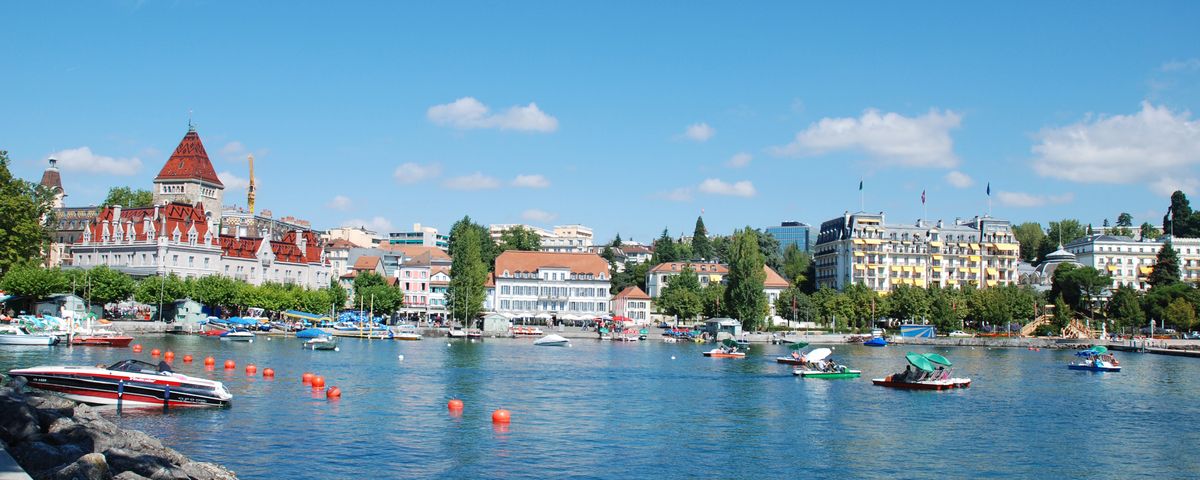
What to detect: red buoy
<box><xmin>182</xmin><ymin>355</ymin><xmax>193</xmax><ymax>363</ymax></box>
<box><xmin>150</xmin><ymin>349</ymin><xmax>161</xmax><ymax>357</ymax></box>
<box><xmin>492</xmin><ymin>409</ymin><xmax>511</xmax><ymax>424</ymax></box>
<box><xmin>224</xmin><ymin>360</ymin><xmax>235</xmax><ymax>369</ymax></box>
<box><xmin>326</xmin><ymin>386</ymin><xmax>341</xmax><ymax>399</ymax></box>
<box><xmin>448</xmin><ymin>399</ymin><xmax>464</xmax><ymax>411</ymax></box>
<box><xmin>204</xmin><ymin>356</ymin><xmax>215</xmax><ymax>366</ymax></box>
<box><xmin>312</xmin><ymin>376</ymin><xmax>326</xmax><ymax>388</ymax></box>
<box><xmin>302</xmin><ymin>372</ymin><xmax>314</xmax><ymax>384</ymax></box>
<box><xmin>131</xmin><ymin>344</ymin><xmax>142</xmax><ymax>353</ymax></box>
<box><xmin>262</xmin><ymin>368</ymin><xmax>275</xmax><ymax>378</ymax></box>
<box><xmin>163</xmin><ymin>351</ymin><xmax>175</xmax><ymax>361</ymax></box>
<box><xmin>245</xmin><ymin>364</ymin><xmax>257</xmax><ymax>375</ymax></box>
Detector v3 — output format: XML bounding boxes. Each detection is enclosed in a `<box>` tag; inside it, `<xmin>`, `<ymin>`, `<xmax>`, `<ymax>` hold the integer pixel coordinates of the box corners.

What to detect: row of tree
<box><xmin>654</xmin><ymin>227</ymin><xmax>771</xmax><ymax>330</ymax></box>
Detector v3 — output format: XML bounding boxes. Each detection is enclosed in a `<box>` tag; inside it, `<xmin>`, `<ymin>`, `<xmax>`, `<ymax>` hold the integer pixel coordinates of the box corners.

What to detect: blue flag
<box><xmin>859</xmin><ymin>179</ymin><xmax>863</xmax><ymax>191</ymax></box>
<box><xmin>986</xmin><ymin>182</ymin><xmax>991</xmax><ymax>196</ymax></box>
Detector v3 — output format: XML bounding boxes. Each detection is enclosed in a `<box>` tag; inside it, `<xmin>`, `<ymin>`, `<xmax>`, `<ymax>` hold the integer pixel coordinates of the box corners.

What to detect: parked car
<box><xmin>1184</xmin><ymin>331</ymin><xmax>1200</xmax><ymax>340</ymax></box>
<box><xmin>948</xmin><ymin>330</ymin><xmax>973</xmax><ymax>338</ymax></box>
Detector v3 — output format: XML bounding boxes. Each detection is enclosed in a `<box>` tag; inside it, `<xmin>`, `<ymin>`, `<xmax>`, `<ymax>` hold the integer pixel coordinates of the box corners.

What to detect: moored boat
<box><xmin>873</xmin><ymin>352</ymin><xmax>970</xmax><ymax>390</ymax></box>
<box><xmin>303</xmin><ymin>336</ymin><xmax>339</xmax><ymax>351</ymax></box>
<box><xmin>9</xmin><ymin>359</ymin><xmax>232</xmax><ymax>407</ymax></box>
<box><xmin>70</xmin><ymin>335</ymin><xmax>134</xmax><ymax>347</ymax></box>
<box><xmin>331</xmin><ymin>329</ymin><xmax>392</xmax><ymax>339</ymax></box>
<box><xmin>219</xmin><ymin>329</ymin><xmax>255</xmax><ymax>342</ymax></box>
<box><xmin>533</xmin><ymin>334</ymin><xmax>570</xmax><ymax>347</ymax></box>
<box><xmin>0</xmin><ymin>325</ymin><xmax>61</xmax><ymax>346</ymax></box>
<box><xmin>512</xmin><ymin>326</ymin><xmax>544</xmax><ymax>337</ymax></box>
<box><xmin>295</xmin><ymin>328</ymin><xmax>327</xmax><ymax>339</ymax></box>
<box><xmin>863</xmin><ymin>336</ymin><xmax>888</xmax><ymax>347</ymax></box>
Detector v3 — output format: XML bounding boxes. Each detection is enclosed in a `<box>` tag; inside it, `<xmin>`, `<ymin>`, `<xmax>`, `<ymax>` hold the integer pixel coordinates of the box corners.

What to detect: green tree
<box><xmin>1141</xmin><ymin>222</ymin><xmax>1162</xmax><ymax>240</ymax></box>
<box><xmin>1116</xmin><ymin>212</ymin><xmax>1134</xmax><ymax>228</ymax></box>
<box><xmin>101</xmin><ymin>186</ymin><xmax>154</xmax><ymax>208</ymax></box>
<box><xmin>701</xmin><ymin>282</ymin><xmax>726</xmax><ymax>319</ymax></box>
<box><xmin>1143</xmin><ymin>282</ymin><xmax>1198</xmax><ymax>327</ymax></box>
<box><xmin>448</xmin><ymin>216</ymin><xmax>498</xmax><ymax>272</ymax></box>
<box><xmin>192</xmin><ymin>275</ymin><xmax>240</xmax><ymax>309</ymax></box>
<box><xmin>79</xmin><ymin>266</ymin><xmax>135</xmax><ymax>306</ymax></box>
<box><xmin>353</xmin><ymin>271</ymin><xmax>388</xmax><ymax>289</ymax></box>
<box><xmin>710</xmin><ymin>235</ymin><xmax>731</xmax><ymax>262</ymax></box>
<box><xmin>356</xmin><ymin>284</ymin><xmax>404</xmax><ymax>314</ymax></box>
<box><xmin>928</xmin><ymin>287</ymin><xmax>959</xmax><ymax>333</ymax></box>
<box><xmin>651</xmin><ymin>228</ymin><xmax>678</xmax><ymax>264</ymax></box>
<box><xmin>887</xmin><ymin>284</ymin><xmax>931</xmax><ymax>323</ymax></box>
<box><xmin>133</xmin><ymin>274</ymin><xmax>192</xmax><ymax>305</ymax></box>
<box><xmin>780</xmin><ymin>244</ymin><xmax>810</xmax><ymax>288</ymax></box>
<box><xmin>1051</xmin><ymin>264</ymin><xmax>1110</xmax><ymax>314</ymax></box>
<box><xmin>774</xmin><ymin>287</ymin><xmax>817</xmax><ymax>325</ymax></box>
<box><xmin>0</xmin><ymin>263</ymin><xmax>67</xmax><ymax>299</ymax></box>
<box><xmin>691</xmin><ymin>216</ymin><xmax>712</xmax><ymax>260</ymax></box>
<box><xmin>658</xmin><ymin>265</ymin><xmax>703</xmax><ymax>323</ymax></box>
<box><xmin>447</xmin><ymin>225</ymin><xmax>488</xmax><ymax>323</ymax></box>
<box><xmin>1037</xmin><ymin>219</ymin><xmax>1087</xmax><ymax>261</ymax></box>
<box><xmin>1164</xmin><ymin>297</ymin><xmax>1197</xmax><ymax>331</ymax></box>
<box><xmin>498</xmin><ymin>225</ymin><xmax>542</xmax><ymax>251</ymax></box>
<box><xmin>1107</xmin><ymin>286</ymin><xmax>1144</xmax><ymax>332</ymax></box>
<box><xmin>1168</xmin><ymin>191</ymin><xmax>1199</xmax><ymax>237</ymax></box>
<box><xmin>327</xmin><ymin>279</ymin><xmax>348</xmax><ymax>309</ymax></box>
<box><xmin>1052</xmin><ymin>294</ymin><xmax>1071</xmax><ymax>332</ymax></box>
<box><xmin>0</xmin><ymin>151</ymin><xmax>55</xmax><ymax>274</ymax></box>
<box><xmin>1110</xmin><ymin>212</ymin><xmax>1135</xmax><ymax>237</ymax></box>
<box><xmin>724</xmin><ymin>228</ymin><xmax>768</xmax><ymax>330</ymax></box>
<box><xmin>1148</xmin><ymin>241</ymin><xmax>1181</xmax><ymax>288</ymax></box>
<box><xmin>756</xmin><ymin>230</ymin><xmax>784</xmax><ymax>273</ymax></box>
<box><xmin>1012</xmin><ymin>222</ymin><xmax>1045</xmax><ymax>263</ymax></box>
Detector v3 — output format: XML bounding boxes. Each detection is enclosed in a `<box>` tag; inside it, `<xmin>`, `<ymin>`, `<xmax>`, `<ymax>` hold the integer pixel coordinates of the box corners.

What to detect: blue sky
<box><xmin>2</xmin><ymin>1</ymin><xmax>1198</xmax><ymax>243</ymax></box>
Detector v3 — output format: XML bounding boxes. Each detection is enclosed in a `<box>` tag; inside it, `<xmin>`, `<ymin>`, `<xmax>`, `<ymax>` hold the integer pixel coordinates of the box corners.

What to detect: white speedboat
<box><xmin>0</xmin><ymin>324</ymin><xmax>61</xmax><ymax>346</ymax></box>
<box><xmin>303</xmin><ymin>336</ymin><xmax>339</xmax><ymax>351</ymax></box>
<box><xmin>447</xmin><ymin>328</ymin><xmax>467</xmax><ymax>339</ymax></box>
<box><xmin>219</xmin><ymin>329</ymin><xmax>255</xmax><ymax>341</ymax></box>
<box><xmin>533</xmin><ymin>334</ymin><xmax>570</xmax><ymax>347</ymax></box>
<box><xmin>9</xmin><ymin>359</ymin><xmax>232</xmax><ymax>407</ymax></box>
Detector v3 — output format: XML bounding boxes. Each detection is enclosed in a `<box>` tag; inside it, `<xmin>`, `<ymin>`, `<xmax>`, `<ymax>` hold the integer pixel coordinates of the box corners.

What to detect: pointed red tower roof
<box><xmin>155</xmin><ymin>128</ymin><xmax>223</xmax><ymax>186</ymax></box>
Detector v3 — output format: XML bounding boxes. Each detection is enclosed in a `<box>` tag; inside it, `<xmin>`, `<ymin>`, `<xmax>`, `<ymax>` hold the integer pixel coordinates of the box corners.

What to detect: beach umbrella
<box><xmin>1090</xmin><ymin>345</ymin><xmax>1108</xmax><ymax>354</ymax></box>
<box><xmin>905</xmin><ymin>352</ymin><xmax>935</xmax><ymax>372</ymax></box>
<box><xmin>807</xmin><ymin>348</ymin><xmax>832</xmax><ymax>362</ymax></box>
<box><xmin>788</xmin><ymin>342</ymin><xmax>811</xmax><ymax>350</ymax></box>
<box><xmin>722</xmin><ymin>338</ymin><xmax>739</xmax><ymax>348</ymax></box>
<box><xmin>922</xmin><ymin>353</ymin><xmax>953</xmax><ymax>366</ymax></box>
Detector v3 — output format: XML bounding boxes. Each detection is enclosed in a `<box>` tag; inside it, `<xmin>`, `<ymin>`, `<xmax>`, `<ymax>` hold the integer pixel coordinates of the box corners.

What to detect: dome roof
<box><xmin>1043</xmin><ymin>245</ymin><xmax>1077</xmax><ymax>262</ymax></box>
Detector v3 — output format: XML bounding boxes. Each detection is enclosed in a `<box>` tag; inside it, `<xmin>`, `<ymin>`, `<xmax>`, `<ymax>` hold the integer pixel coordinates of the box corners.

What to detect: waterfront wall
<box><xmin>0</xmin><ymin>382</ymin><xmax>236</xmax><ymax>480</ymax></box>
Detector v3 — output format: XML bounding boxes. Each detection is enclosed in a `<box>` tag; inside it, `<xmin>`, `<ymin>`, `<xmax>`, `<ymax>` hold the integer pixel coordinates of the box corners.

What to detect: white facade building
<box><xmin>488</xmin><ymin>224</ymin><xmax>595</xmax><ymax>253</ymax></box>
<box><xmin>485</xmin><ymin>251</ymin><xmax>611</xmax><ymax>320</ymax></box>
<box><xmin>1064</xmin><ymin>235</ymin><xmax>1200</xmax><ymax>290</ymax></box>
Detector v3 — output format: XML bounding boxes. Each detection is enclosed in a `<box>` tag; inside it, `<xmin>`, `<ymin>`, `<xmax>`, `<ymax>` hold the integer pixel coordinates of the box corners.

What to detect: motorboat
<box><xmin>533</xmin><ymin>334</ymin><xmax>570</xmax><ymax>347</ymax></box>
<box><xmin>295</xmin><ymin>328</ymin><xmax>327</xmax><ymax>339</ymax></box>
<box><xmin>790</xmin><ymin>347</ymin><xmax>861</xmax><ymax>378</ymax></box>
<box><xmin>467</xmin><ymin>329</ymin><xmax>483</xmax><ymax>339</ymax></box>
<box><xmin>1069</xmin><ymin>346</ymin><xmax>1120</xmax><ymax>372</ymax></box>
<box><xmin>220</xmin><ymin>329</ymin><xmax>255</xmax><ymax>342</ymax></box>
<box><xmin>70</xmin><ymin>335</ymin><xmax>134</xmax><ymax>347</ymax></box>
<box><xmin>331</xmin><ymin>329</ymin><xmax>392</xmax><ymax>339</ymax></box>
<box><xmin>512</xmin><ymin>326</ymin><xmax>544</xmax><ymax>337</ymax></box>
<box><xmin>0</xmin><ymin>324</ymin><xmax>61</xmax><ymax>346</ymax></box>
<box><xmin>703</xmin><ymin>340</ymin><xmax>745</xmax><ymax>358</ymax></box>
<box><xmin>447</xmin><ymin>328</ymin><xmax>467</xmax><ymax>339</ymax></box>
<box><xmin>873</xmin><ymin>352</ymin><xmax>970</xmax><ymax>390</ymax></box>
<box><xmin>9</xmin><ymin>359</ymin><xmax>232</xmax><ymax>407</ymax></box>
<box><xmin>303</xmin><ymin>336</ymin><xmax>339</xmax><ymax>351</ymax></box>
<box><xmin>863</xmin><ymin>336</ymin><xmax>888</xmax><ymax>347</ymax></box>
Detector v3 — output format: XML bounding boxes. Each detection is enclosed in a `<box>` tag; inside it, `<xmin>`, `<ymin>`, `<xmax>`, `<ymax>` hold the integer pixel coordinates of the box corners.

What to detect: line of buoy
<box><xmin>311</xmin><ymin>376</ymin><xmax>326</xmax><ymax>389</ymax></box>
<box><xmin>204</xmin><ymin>356</ymin><xmax>215</xmax><ymax>366</ymax></box>
<box><xmin>326</xmin><ymin>386</ymin><xmax>341</xmax><ymax>399</ymax></box>
<box><xmin>302</xmin><ymin>372</ymin><xmax>313</xmax><ymax>384</ymax></box>
<box><xmin>182</xmin><ymin>355</ymin><xmax>193</xmax><ymax>363</ymax></box>
<box><xmin>262</xmin><ymin>368</ymin><xmax>274</xmax><ymax>378</ymax></box>
<box><xmin>131</xmin><ymin>344</ymin><xmax>142</xmax><ymax>353</ymax></box>
<box><xmin>492</xmin><ymin>409</ymin><xmax>511</xmax><ymax>424</ymax></box>
<box><xmin>245</xmin><ymin>364</ymin><xmax>257</xmax><ymax>375</ymax></box>
<box><xmin>163</xmin><ymin>351</ymin><xmax>175</xmax><ymax>361</ymax></box>
<box><xmin>448</xmin><ymin>399</ymin><xmax>464</xmax><ymax>411</ymax></box>
<box><xmin>224</xmin><ymin>360</ymin><xmax>235</xmax><ymax>369</ymax></box>
<box><xmin>150</xmin><ymin>349</ymin><xmax>161</xmax><ymax>357</ymax></box>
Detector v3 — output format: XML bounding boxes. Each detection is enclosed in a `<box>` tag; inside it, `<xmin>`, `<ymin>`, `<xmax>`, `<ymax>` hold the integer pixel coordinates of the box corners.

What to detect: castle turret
<box><xmin>39</xmin><ymin>157</ymin><xmax>65</xmax><ymax>209</ymax></box>
<box><xmin>152</xmin><ymin>125</ymin><xmax>224</xmax><ymax>225</ymax></box>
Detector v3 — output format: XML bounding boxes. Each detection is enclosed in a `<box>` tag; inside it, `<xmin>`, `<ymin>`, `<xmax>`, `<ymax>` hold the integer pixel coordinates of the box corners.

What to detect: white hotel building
<box><xmin>488</xmin><ymin>224</ymin><xmax>595</xmax><ymax>253</ymax></box>
<box><xmin>1064</xmin><ymin>234</ymin><xmax>1200</xmax><ymax>290</ymax></box>
<box><xmin>485</xmin><ymin>251</ymin><xmax>611</xmax><ymax>321</ymax></box>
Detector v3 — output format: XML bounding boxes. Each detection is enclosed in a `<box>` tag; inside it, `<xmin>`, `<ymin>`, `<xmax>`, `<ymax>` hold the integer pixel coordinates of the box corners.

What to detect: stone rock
<box><xmin>104</xmin><ymin>448</ymin><xmax>188</xmax><ymax>480</ymax></box>
<box><xmin>113</xmin><ymin>472</ymin><xmax>152</xmax><ymax>480</ymax></box>
<box><xmin>44</xmin><ymin>452</ymin><xmax>107</xmax><ymax>480</ymax></box>
<box><xmin>0</xmin><ymin>387</ymin><xmax>42</xmax><ymax>444</ymax></box>
<box><xmin>180</xmin><ymin>461</ymin><xmax>237</xmax><ymax>480</ymax></box>
<box><xmin>11</xmin><ymin>440</ymin><xmax>84</xmax><ymax>475</ymax></box>
<box><xmin>47</xmin><ymin>416</ymin><xmax>78</xmax><ymax>437</ymax></box>
<box><xmin>27</xmin><ymin>393</ymin><xmax>78</xmax><ymax>411</ymax></box>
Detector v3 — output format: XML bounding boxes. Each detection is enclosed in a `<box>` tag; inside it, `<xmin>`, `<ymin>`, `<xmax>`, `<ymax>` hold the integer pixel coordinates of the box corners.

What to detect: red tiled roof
<box><xmin>81</xmin><ymin>202</ymin><xmax>214</xmax><ymax>245</ymax></box>
<box><xmin>763</xmin><ymin>265</ymin><xmax>789</xmax><ymax>288</ymax></box>
<box><xmin>620</xmin><ymin>245</ymin><xmax>651</xmax><ymax>255</ymax></box>
<box><xmin>40</xmin><ymin>168</ymin><xmax>63</xmax><ymax>191</ymax></box>
<box><xmin>325</xmin><ymin>239</ymin><xmax>360</xmax><ymax>250</ymax></box>
<box><xmin>352</xmin><ymin>255</ymin><xmax>381</xmax><ymax>270</ymax></box>
<box><xmin>155</xmin><ymin>129</ymin><xmax>223</xmax><ymax>186</ymax></box>
<box><xmin>494</xmin><ymin>251</ymin><xmax>609</xmax><ymax>277</ymax></box>
<box><xmin>219</xmin><ymin>236</ymin><xmax>263</xmax><ymax>259</ymax></box>
<box><xmin>280</xmin><ymin>230</ymin><xmax>323</xmax><ymax>264</ymax></box>
<box><xmin>484</xmin><ymin>273</ymin><xmax>495</xmax><ymax>288</ymax></box>
<box><xmin>649</xmin><ymin>262</ymin><xmax>729</xmax><ymax>274</ymax></box>
<box><xmin>381</xmin><ymin>244</ymin><xmax>451</xmax><ymax>262</ymax></box>
<box><xmin>614</xmin><ymin>286</ymin><xmax>650</xmax><ymax>300</ymax></box>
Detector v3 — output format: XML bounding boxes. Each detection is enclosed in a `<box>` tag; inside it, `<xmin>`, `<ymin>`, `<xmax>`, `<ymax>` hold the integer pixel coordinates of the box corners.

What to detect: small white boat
<box><xmin>533</xmin><ymin>334</ymin><xmax>570</xmax><ymax>347</ymax></box>
<box><xmin>219</xmin><ymin>329</ymin><xmax>255</xmax><ymax>342</ymax></box>
<box><xmin>0</xmin><ymin>325</ymin><xmax>61</xmax><ymax>346</ymax></box>
<box><xmin>447</xmin><ymin>328</ymin><xmax>467</xmax><ymax>339</ymax></box>
<box><xmin>303</xmin><ymin>337</ymin><xmax>338</xmax><ymax>351</ymax></box>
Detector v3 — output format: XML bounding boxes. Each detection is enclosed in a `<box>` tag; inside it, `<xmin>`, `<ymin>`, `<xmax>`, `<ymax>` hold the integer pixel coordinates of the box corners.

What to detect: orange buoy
<box><xmin>262</xmin><ymin>368</ymin><xmax>275</xmax><ymax>378</ymax></box>
<box><xmin>204</xmin><ymin>356</ymin><xmax>215</xmax><ymax>366</ymax></box>
<box><xmin>492</xmin><ymin>409</ymin><xmax>511</xmax><ymax>424</ymax></box>
<box><xmin>150</xmin><ymin>349</ymin><xmax>161</xmax><ymax>357</ymax></box>
<box><xmin>163</xmin><ymin>351</ymin><xmax>175</xmax><ymax>360</ymax></box>
<box><xmin>312</xmin><ymin>376</ymin><xmax>326</xmax><ymax>388</ymax></box>
<box><xmin>131</xmin><ymin>344</ymin><xmax>142</xmax><ymax>353</ymax></box>
<box><xmin>302</xmin><ymin>372</ymin><xmax>314</xmax><ymax>384</ymax></box>
<box><xmin>245</xmin><ymin>364</ymin><xmax>257</xmax><ymax>375</ymax></box>
<box><xmin>326</xmin><ymin>386</ymin><xmax>341</xmax><ymax>399</ymax></box>
<box><xmin>182</xmin><ymin>355</ymin><xmax>193</xmax><ymax>363</ymax></box>
<box><xmin>448</xmin><ymin>399</ymin><xmax>464</xmax><ymax>411</ymax></box>
<box><xmin>224</xmin><ymin>360</ymin><xmax>235</xmax><ymax>369</ymax></box>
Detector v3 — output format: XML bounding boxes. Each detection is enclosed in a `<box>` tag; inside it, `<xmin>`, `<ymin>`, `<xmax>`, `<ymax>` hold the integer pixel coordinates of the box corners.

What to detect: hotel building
<box><xmin>1064</xmin><ymin>234</ymin><xmax>1200</xmax><ymax>290</ymax></box>
<box><xmin>485</xmin><ymin>251</ymin><xmax>611</xmax><ymax>320</ymax></box>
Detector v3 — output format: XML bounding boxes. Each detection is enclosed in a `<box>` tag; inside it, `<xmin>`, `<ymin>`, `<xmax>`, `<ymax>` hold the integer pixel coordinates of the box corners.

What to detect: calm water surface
<box><xmin>2</xmin><ymin>335</ymin><xmax>1198</xmax><ymax>479</ymax></box>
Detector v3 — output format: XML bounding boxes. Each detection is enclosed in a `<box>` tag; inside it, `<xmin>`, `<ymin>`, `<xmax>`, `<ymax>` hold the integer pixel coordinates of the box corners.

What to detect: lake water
<box><xmin>3</xmin><ymin>335</ymin><xmax>1198</xmax><ymax>479</ymax></box>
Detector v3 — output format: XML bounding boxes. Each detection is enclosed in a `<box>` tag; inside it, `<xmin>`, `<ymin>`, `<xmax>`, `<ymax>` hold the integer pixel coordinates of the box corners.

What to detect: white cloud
<box><xmin>698</xmin><ymin>178</ymin><xmax>757</xmax><ymax>197</ymax></box>
<box><xmin>1161</xmin><ymin>58</ymin><xmax>1200</xmax><ymax>72</ymax></box>
<box><xmin>427</xmin><ymin>97</ymin><xmax>558</xmax><ymax>132</ymax></box>
<box><xmin>1031</xmin><ymin>103</ymin><xmax>1200</xmax><ymax>194</ymax></box>
<box><xmin>52</xmin><ymin>147</ymin><xmax>142</xmax><ymax>175</ymax></box>
<box><xmin>341</xmin><ymin>217</ymin><xmax>394</xmax><ymax>233</ymax></box>
<box><xmin>657</xmin><ymin>187</ymin><xmax>693</xmax><ymax>202</ymax></box>
<box><xmin>521</xmin><ymin>209</ymin><xmax>557</xmax><ymax>223</ymax></box>
<box><xmin>511</xmin><ymin>174</ymin><xmax>550</xmax><ymax>188</ymax></box>
<box><xmin>219</xmin><ymin>141</ymin><xmax>245</xmax><ymax>156</ymax></box>
<box><xmin>770</xmin><ymin>108</ymin><xmax>962</xmax><ymax>168</ymax></box>
<box><xmin>217</xmin><ymin>171</ymin><xmax>250</xmax><ymax>190</ymax></box>
<box><xmin>727</xmin><ymin>152</ymin><xmax>752</xmax><ymax>168</ymax></box>
<box><xmin>393</xmin><ymin>162</ymin><xmax>442</xmax><ymax>184</ymax></box>
<box><xmin>945</xmin><ymin>170</ymin><xmax>974</xmax><ymax>188</ymax></box>
<box><xmin>443</xmin><ymin>172</ymin><xmax>500</xmax><ymax>190</ymax></box>
<box><xmin>996</xmin><ymin>191</ymin><xmax>1075</xmax><ymax>208</ymax></box>
<box><xmin>327</xmin><ymin>195</ymin><xmax>352</xmax><ymax>211</ymax></box>
<box><xmin>216</xmin><ymin>141</ymin><xmax>266</xmax><ymax>162</ymax></box>
<box><xmin>683</xmin><ymin>122</ymin><xmax>715</xmax><ymax>142</ymax></box>
<box><xmin>1150</xmin><ymin>177</ymin><xmax>1200</xmax><ymax>197</ymax></box>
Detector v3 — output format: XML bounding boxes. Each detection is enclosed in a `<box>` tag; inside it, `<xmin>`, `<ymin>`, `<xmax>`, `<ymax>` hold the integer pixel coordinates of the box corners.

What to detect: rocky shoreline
<box><xmin>0</xmin><ymin>380</ymin><xmax>236</xmax><ymax>480</ymax></box>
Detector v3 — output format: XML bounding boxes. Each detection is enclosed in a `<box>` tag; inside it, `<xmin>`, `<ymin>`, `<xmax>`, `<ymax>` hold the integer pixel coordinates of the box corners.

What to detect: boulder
<box><xmin>113</xmin><ymin>472</ymin><xmax>152</xmax><ymax>480</ymax></box>
<box><xmin>180</xmin><ymin>462</ymin><xmax>238</xmax><ymax>480</ymax></box>
<box><xmin>11</xmin><ymin>440</ymin><xmax>84</xmax><ymax>475</ymax></box>
<box><xmin>27</xmin><ymin>393</ymin><xmax>77</xmax><ymax>411</ymax></box>
<box><xmin>44</xmin><ymin>452</ymin><xmax>107</xmax><ymax>480</ymax></box>
<box><xmin>104</xmin><ymin>448</ymin><xmax>188</xmax><ymax>480</ymax></box>
<box><xmin>0</xmin><ymin>387</ymin><xmax>42</xmax><ymax>444</ymax></box>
